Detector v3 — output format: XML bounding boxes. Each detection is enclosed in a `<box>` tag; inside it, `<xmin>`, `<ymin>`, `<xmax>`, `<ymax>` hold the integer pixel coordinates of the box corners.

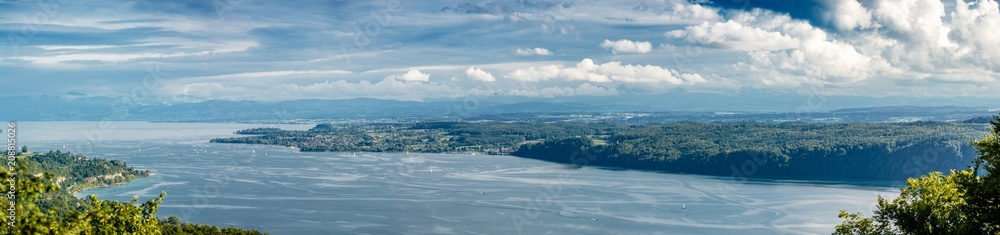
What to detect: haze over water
<box><xmin>19</xmin><ymin>122</ymin><xmax>896</xmax><ymax>234</ymax></box>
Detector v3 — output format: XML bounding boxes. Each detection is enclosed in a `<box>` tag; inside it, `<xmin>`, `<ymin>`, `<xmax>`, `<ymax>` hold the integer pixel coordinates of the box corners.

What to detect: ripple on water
<box><xmin>28</xmin><ymin>122</ymin><xmax>897</xmax><ymax>235</ymax></box>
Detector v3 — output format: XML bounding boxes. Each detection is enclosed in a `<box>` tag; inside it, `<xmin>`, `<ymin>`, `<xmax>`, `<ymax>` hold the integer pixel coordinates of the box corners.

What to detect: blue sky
<box><xmin>1</xmin><ymin>0</ymin><xmax>998</xmax><ymax>104</ymax></box>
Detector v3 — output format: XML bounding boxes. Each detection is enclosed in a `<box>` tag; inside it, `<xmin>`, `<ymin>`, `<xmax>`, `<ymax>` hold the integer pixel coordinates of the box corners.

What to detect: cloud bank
<box><xmin>0</xmin><ymin>0</ymin><xmax>996</xmax><ymax>103</ymax></box>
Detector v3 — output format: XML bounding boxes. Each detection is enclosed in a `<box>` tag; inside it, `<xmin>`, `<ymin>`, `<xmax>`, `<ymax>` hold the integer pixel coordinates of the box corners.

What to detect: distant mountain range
<box><xmin>0</xmin><ymin>94</ymin><xmax>996</xmax><ymax>122</ymax></box>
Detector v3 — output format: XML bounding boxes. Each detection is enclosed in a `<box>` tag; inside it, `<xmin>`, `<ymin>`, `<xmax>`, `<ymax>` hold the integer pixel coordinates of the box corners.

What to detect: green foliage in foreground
<box><xmin>0</xmin><ymin>153</ymin><xmax>267</xmax><ymax>235</ymax></box>
<box><xmin>160</xmin><ymin>216</ymin><xmax>267</xmax><ymax>235</ymax></box>
<box><xmin>835</xmin><ymin>114</ymin><xmax>1000</xmax><ymax>234</ymax></box>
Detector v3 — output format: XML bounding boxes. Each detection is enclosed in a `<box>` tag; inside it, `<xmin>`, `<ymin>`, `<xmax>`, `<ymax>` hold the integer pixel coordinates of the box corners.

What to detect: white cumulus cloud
<box><xmin>668</xmin><ymin>9</ymin><xmax>897</xmax><ymax>84</ymax></box>
<box><xmin>661</xmin><ymin>0</ymin><xmax>1000</xmax><ymax>97</ymax></box>
<box><xmin>514</xmin><ymin>47</ymin><xmax>553</xmax><ymax>56</ymax></box>
<box><xmin>820</xmin><ymin>0</ymin><xmax>873</xmax><ymax>31</ymax></box>
<box><xmin>465</xmin><ymin>67</ymin><xmax>496</xmax><ymax>82</ymax></box>
<box><xmin>600</xmin><ymin>39</ymin><xmax>653</xmax><ymax>54</ymax></box>
<box><xmin>506</xmin><ymin>58</ymin><xmax>705</xmax><ymax>85</ymax></box>
<box><xmin>388</xmin><ymin>70</ymin><xmax>431</xmax><ymax>82</ymax></box>
<box><xmin>665</xmin><ymin>20</ymin><xmax>800</xmax><ymax>51</ymax></box>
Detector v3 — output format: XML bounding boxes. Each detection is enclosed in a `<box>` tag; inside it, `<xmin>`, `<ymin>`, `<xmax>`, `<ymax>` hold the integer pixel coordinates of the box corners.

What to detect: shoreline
<box><xmin>291</xmin><ymin>149</ymin><xmax>906</xmax><ymax>188</ymax></box>
<box><xmin>71</xmin><ymin>172</ymin><xmax>155</xmax><ymax>198</ymax></box>
<box><xmin>289</xmin><ymin>148</ymin><xmax>909</xmax><ymax>185</ymax></box>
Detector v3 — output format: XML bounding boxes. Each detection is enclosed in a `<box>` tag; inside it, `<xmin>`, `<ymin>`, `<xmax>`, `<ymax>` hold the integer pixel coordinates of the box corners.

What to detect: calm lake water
<box><xmin>17</xmin><ymin>122</ymin><xmax>898</xmax><ymax>234</ymax></box>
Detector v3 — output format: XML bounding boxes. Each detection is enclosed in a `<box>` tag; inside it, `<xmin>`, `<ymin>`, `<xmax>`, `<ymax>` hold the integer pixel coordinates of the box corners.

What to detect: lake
<box><xmin>18</xmin><ymin>122</ymin><xmax>898</xmax><ymax>234</ymax></box>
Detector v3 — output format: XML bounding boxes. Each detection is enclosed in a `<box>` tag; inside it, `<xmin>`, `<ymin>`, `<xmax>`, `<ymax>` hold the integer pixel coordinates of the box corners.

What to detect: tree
<box><xmin>0</xmin><ymin>153</ymin><xmax>267</xmax><ymax>235</ymax></box>
<box><xmin>835</xmin><ymin>113</ymin><xmax>1000</xmax><ymax>235</ymax></box>
<box><xmin>962</xmin><ymin>113</ymin><xmax>1000</xmax><ymax>233</ymax></box>
<box><xmin>0</xmin><ymin>163</ymin><xmax>164</xmax><ymax>234</ymax></box>
<box><xmin>84</xmin><ymin>193</ymin><xmax>165</xmax><ymax>235</ymax></box>
<box><xmin>872</xmin><ymin>171</ymin><xmax>975</xmax><ymax>234</ymax></box>
<box><xmin>0</xmin><ymin>167</ymin><xmax>83</xmax><ymax>234</ymax></box>
<box><xmin>834</xmin><ymin>211</ymin><xmax>890</xmax><ymax>235</ymax></box>
<box><xmin>20</xmin><ymin>146</ymin><xmax>26</xmax><ymax>154</ymax></box>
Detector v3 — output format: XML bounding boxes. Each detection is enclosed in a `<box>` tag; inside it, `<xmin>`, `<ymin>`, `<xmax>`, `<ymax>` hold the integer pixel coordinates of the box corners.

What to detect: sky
<box><xmin>1</xmin><ymin>0</ymin><xmax>998</xmax><ymax>104</ymax></box>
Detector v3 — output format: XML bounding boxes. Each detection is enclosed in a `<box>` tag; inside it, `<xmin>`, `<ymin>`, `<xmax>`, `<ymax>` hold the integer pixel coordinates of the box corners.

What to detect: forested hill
<box><xmin>513</xmin><ymin>121</ymin><xmax>989</xmax><ymax>180</ymax></box>
<box><xmin>22</xmin><ymin>150</ymin><xmax>151</xmax><ymax>194</ymax></box>
<box><xmin>216</xmin><ymin>121</ymin><xmax>990</xmax><ymax>181</ymax></box>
